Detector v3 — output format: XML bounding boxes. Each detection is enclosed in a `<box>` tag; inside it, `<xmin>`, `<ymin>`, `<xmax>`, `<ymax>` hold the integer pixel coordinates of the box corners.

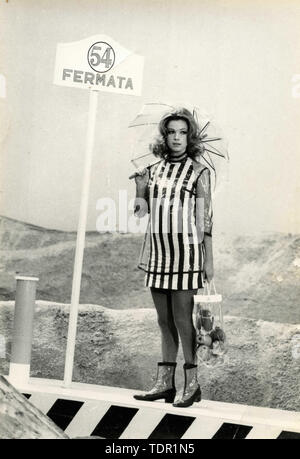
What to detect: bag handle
<box><xmin>200</xmin><ymin>280</ymin><xmax>225</xmax><ymax>330</ymax></box>
<box><xmin>202</xmin><ymin>279</ymin><xmax>217</xmax><ymax>296</ymax></box>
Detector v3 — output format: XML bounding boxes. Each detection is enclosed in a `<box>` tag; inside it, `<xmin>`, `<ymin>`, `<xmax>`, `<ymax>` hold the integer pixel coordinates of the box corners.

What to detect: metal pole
<box><xmin>9</xmin><ymin>275</ymin><xmax>39</xmax><ymax>385</ymax></box>
<box><xmin>63</xmin><ymin>88</ymin><xmax>98</xmax><ymax>386</ymax></box>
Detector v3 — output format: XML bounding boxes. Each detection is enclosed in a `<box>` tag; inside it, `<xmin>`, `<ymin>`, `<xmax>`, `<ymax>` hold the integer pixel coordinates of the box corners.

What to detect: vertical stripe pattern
<box><xmin>145</xmin><ymin>157</ymin><xmax>206</xmax><ymax>290</ymax></box>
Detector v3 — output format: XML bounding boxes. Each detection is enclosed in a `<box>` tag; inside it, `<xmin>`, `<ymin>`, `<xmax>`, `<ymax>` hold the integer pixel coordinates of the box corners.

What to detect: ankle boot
<box><xmin>133</xmin><ymin>362</ymin><xmax>177</xmax><ymax>403</ymax></box>
<box><xmin>173</xmin><ymin>363</ymin><xmax>201</xmax><ymax>408</ymax></box>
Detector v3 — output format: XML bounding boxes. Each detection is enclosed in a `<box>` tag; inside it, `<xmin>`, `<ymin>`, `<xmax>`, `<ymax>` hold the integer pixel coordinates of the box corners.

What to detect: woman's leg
<box><xmin>150</xmin><ymin>287</ymin><xmax>179</xmax><ymax>362</ymax></box>
<box><xmin>171</xmin><ymin>290</ymin><xmax>197</xmax><ymax>364</ymax></box>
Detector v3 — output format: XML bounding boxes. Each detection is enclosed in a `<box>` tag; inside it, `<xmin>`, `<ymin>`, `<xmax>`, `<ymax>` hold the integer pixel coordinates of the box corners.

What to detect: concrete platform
<box><xmin>4</xmin><ymin>375</ymin><xmax>300</xmax><ymax>439</ymax></box>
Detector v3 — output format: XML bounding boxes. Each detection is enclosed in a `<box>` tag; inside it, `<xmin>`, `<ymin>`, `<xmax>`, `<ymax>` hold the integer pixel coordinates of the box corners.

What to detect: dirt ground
<box><xmin>0</xmin><ymin>216</ymin><xmax>300</xmax><ymax>412</ymax></box>
<box><xmin>1</xmin><ymin>300</ymin><xmax>300</xmax><ymax>412</ymax></box>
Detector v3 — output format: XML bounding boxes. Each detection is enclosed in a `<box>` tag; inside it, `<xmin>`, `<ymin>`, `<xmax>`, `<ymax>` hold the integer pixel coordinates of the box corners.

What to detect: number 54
<box><xmin>90</xmin><ymin>45</ymin><xmax>113</xmax><ymax>69</ymax></box>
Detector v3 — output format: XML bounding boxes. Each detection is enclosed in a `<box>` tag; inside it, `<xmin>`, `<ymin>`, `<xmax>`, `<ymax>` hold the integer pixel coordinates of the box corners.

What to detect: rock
<box><xmin>0</xmin><ymin>375</ymin><xmax>68</xmax><ymax>439</ymax></box>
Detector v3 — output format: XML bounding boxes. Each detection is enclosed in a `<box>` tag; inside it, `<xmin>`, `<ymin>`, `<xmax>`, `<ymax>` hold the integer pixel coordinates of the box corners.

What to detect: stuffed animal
<box><xmin>209</xmin><ymin>326</ymin><xmax>226</xmax><ymax>343</ymax></box>
<box><xmin>196</xmin><ymin>333</ymin><xmax>212</xmax><ymax>347</ymax></box>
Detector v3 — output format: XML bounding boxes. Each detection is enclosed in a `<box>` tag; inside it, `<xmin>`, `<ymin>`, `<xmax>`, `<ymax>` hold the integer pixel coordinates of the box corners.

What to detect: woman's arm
<box><xmin>203</xmin><ymin>233</ymin><xmax>214</xmax><ymax>281</ymax></box>
<box><xmin>196</xmin><ymin>168</ymin><xmax>214</xmax><ymax>281</ymax></box>
<box><xmin>133</xmin><ymin>168</ymin><xmax>149</xmax><ymax>218</ymax></box>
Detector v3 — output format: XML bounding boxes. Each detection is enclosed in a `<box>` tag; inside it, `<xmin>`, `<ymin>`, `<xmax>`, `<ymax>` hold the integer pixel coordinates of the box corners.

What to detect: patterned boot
<box><xmin>134</xmin><ymin>362</ymin><xmax>177</xmax><ymax>403</ymax></box>
<box><xmin>173</xmin><ymin>363</ymin><xmax>201</xmax><ymax>408</ymax></box>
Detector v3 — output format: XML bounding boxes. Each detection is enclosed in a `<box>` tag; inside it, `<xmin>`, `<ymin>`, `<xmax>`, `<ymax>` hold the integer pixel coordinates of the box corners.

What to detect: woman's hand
<box><xmin>134</xmin><ymin>168</ymin><xmax>149</xmax><ymax>189</ymax></box>
<box><xmin>203</xmin><ymin>257</ymin><xmax>214</xmax><ymax>282</ymax></box>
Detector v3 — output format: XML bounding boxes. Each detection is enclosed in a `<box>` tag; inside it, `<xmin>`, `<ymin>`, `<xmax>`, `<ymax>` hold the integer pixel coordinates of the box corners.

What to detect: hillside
<box><xmin>1</xmin><ymin>301</ymin><xmax>300</xmax><ymax>412</ymax></box>
<box><xmin>0</xmin><ymin>215</ymin><xmax>299</xmax><ymax>323</ymax></box>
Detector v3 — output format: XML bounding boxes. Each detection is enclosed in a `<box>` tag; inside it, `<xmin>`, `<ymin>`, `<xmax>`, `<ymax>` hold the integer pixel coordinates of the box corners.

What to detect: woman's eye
<box><xmin>167</xmin><ymin>130</ymin><xmax>187</xmax><ymax>135</ymax></box>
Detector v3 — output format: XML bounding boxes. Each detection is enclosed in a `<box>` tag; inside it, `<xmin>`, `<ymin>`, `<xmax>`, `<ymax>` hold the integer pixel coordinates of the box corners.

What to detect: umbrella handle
<box><xmin>129</xmin><ymin>172</ymin><xmax>139</xmax><ymax>180</ymax></box>
<box><xmin>129</xmin><ymin>168</ymin><xmax>148</xmax><ymax>180</ymax></box>
<box><xmin>129</xmin><ymin>160</ymin><xmax>161</xmax><ymax>180</ymax></box>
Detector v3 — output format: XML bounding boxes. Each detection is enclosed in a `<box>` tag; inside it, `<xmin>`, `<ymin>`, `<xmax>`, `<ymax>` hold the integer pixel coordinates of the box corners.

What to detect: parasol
<box><xmin>128</xmin><ymin>102</ymin><xmax>229</xmax><ymax>195</ymax></box>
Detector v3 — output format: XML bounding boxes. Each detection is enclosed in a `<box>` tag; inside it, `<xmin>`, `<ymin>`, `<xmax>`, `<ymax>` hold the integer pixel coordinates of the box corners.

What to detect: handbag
<box><xmin>194</xmin><ymin>280</ymin><xmax>227</xmax><ymax>367</ymax></box>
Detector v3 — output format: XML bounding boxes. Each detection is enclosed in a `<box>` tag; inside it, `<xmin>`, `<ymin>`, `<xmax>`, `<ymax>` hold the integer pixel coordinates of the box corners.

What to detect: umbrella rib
<box><xmin>204</xmin><ymin>147</ymin><xmax>226</xmax><ymax>158</ymax></box>
<box><xmin>204</xmin><ymin>141</ymin><xmax>223</xmax><ymax>152</ymax></box>
<box><xmin>201</xmin><ymin>155</ymin><xmax>215</xmax><ymax>170</ymax></box>
<box><xmin>129</xmin><ymin>122</ymin><xmax>159</xmax><ymax>127</ymax></box>
<box><xmin>145</xmin><ymin>102</ymin><xmax>175</xmax><ymax>108</ymax></box>
<box><xmin>200</xmin><ymin>121</ymin><xmax>210</xmax><ymax>135</ymax></box>
<box><xmin>208</xmin><ymin>143</ymin><xmax>229</xmax><ymax>160</ymax></box>
<box><xmin>132</xmin><ymin>151</ymin><xmax>153</xmax><ymax>160</ymax></box>
<box><xmin>201</xmin><ymin>137</ymin><xmax>222</xmax><ymax>142</ymax></box>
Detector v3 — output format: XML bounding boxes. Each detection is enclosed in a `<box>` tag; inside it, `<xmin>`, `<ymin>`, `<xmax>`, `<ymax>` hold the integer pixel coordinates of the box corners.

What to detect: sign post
<box><xmin>53</xmin><ymin>35</ymin><xmax>144</xmax><ymax>387</ymax></box>
<box><xmin>63</xmin><ymin>89</ymin><xmax>98</xmax><ymax>386</ymax></box>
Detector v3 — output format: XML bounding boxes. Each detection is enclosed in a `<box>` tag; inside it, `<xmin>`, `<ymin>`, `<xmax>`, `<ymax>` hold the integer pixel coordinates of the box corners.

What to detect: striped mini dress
<box><xmin>141</xmin><ymin>154</ymin><xmax>213</xmax><ymax>290</ymax></box>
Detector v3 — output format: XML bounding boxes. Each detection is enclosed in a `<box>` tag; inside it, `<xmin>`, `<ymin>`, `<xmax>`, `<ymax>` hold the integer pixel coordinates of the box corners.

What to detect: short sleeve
<box><xmin>195</xmin><ymin>168</ymin><xmax>213</xmax><ymax>236</ymax></box>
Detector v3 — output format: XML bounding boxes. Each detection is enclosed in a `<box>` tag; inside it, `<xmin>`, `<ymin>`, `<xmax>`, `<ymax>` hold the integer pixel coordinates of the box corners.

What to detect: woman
<box><xmin>132</xmin><ymin>107</ymin><xmax>213</xmax><ymax>408</ymax></box>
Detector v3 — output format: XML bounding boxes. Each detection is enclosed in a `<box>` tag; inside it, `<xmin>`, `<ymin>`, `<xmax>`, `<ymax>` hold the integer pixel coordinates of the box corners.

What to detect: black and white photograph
<box><xmin>0</xmin><ymin>0</ymin><xmax>300</xmax><ymax>442</ymax></box>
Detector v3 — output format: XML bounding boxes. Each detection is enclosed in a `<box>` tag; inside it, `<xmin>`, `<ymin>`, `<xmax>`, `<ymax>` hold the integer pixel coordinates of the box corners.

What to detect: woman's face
<box><xmin>166</xmin><ymin>119</ymin><xmax>188</xmax><ymax>156</ymax></box>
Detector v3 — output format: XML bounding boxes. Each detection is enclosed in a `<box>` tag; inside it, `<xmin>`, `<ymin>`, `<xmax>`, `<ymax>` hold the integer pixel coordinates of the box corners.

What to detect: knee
<box><xmin>173</xmin><ymin>311</ymin><xmax>194</xmax><ymax>330</ymax></box>
<box><xmin>157</xmin><ymin>315</ymin><xmax>172</xmax><ymax>332</ymax></box>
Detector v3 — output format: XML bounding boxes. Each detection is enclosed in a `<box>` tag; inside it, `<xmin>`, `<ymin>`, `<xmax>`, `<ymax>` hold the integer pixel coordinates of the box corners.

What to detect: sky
<box><xmin>0</xmin><ymin>0</ymin><xmax>300</xmax><ymax>235</ymax></box>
